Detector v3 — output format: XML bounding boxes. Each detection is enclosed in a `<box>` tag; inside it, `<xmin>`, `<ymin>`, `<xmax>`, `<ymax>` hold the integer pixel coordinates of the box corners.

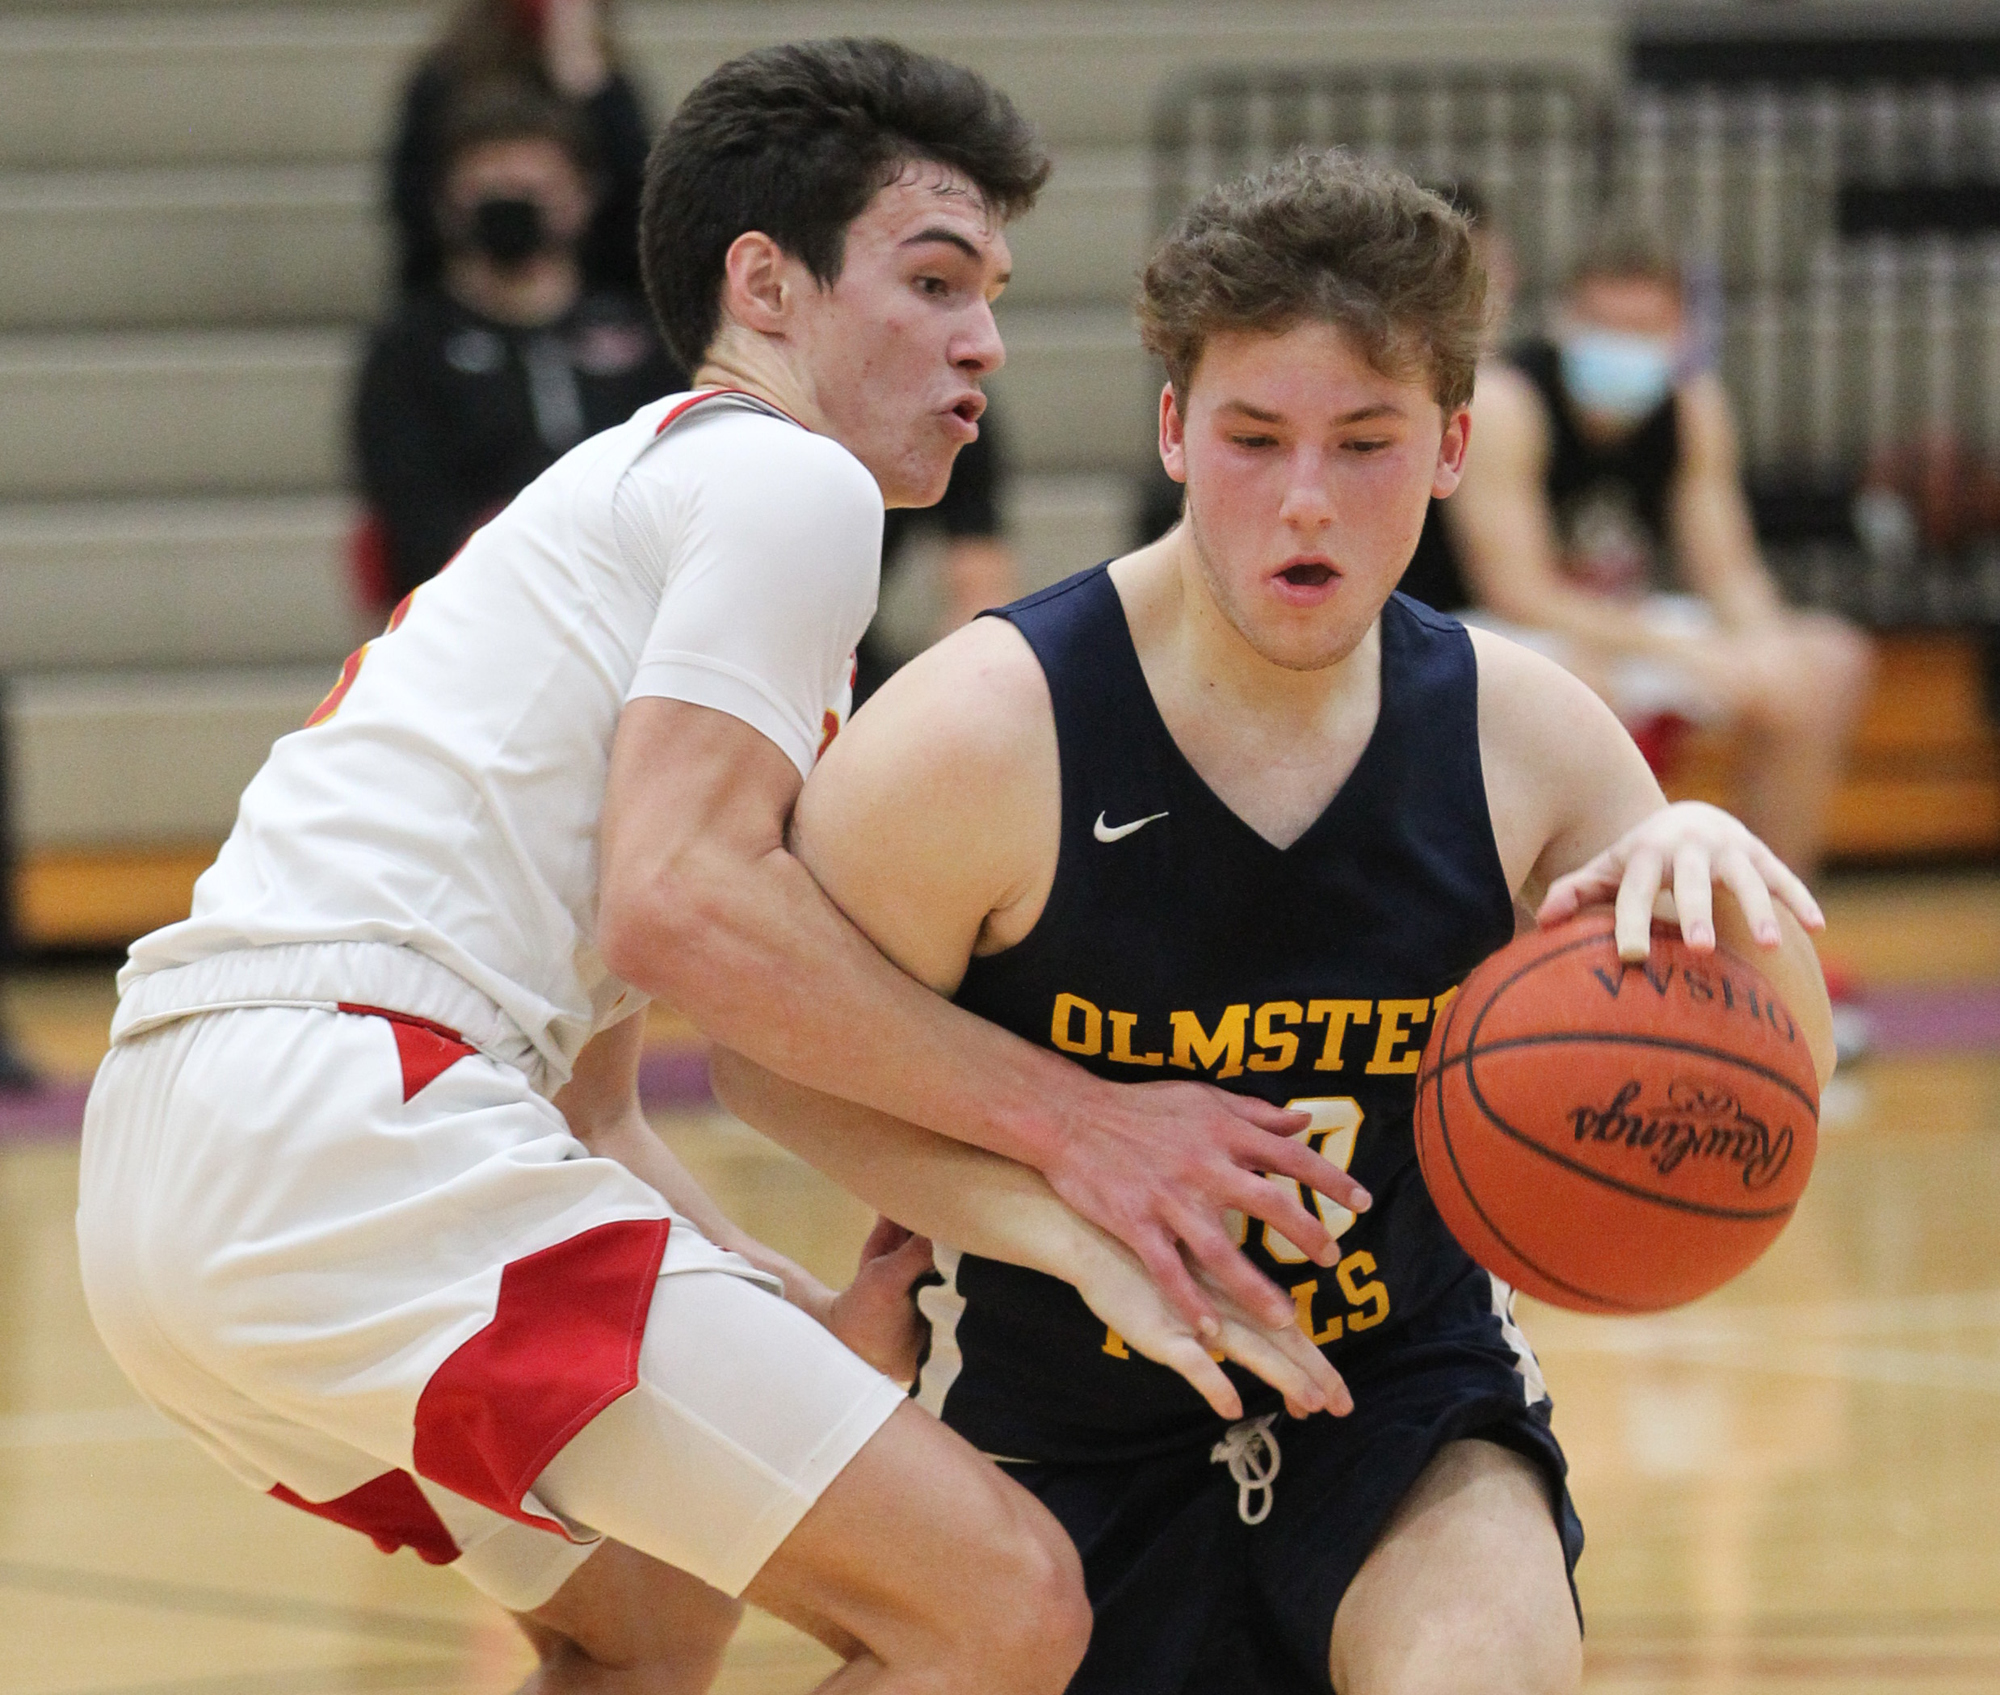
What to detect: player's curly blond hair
<box><xmin>1138</xmin><ymin>150</ymin><xmax>1487</xmax><ymax>411</ymax></box>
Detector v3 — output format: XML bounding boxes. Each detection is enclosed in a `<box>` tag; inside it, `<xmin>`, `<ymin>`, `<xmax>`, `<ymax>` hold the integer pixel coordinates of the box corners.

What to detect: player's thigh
<box><xmin>1328</xmin><ymin>1439</ymin><xmax>1579</xmax><ymax>1695</ymax></box>
<box><xmin>530</xmin><ymin>1267</ymin><xmax>1087</xmax><ymax>1685</ymax></box>
<box><xmin>744</xmin><ymin>1401</ymin><xmax>1092</xmax><ymax>1686</ymax></box>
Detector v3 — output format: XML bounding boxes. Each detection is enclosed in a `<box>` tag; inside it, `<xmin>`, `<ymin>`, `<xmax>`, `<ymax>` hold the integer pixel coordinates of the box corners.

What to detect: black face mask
<box><xmin>468</xmin><ymin>196</ymin><xmax>549</xmax><ymax>267</ymax></box>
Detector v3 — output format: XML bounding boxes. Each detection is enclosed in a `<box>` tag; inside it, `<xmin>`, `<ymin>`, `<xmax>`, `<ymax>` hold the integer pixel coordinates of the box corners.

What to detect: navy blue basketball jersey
<box><xmin>914</xmin><ymin>564</ymin><xmax>1521</xmax><ymax>1464</ymax></box>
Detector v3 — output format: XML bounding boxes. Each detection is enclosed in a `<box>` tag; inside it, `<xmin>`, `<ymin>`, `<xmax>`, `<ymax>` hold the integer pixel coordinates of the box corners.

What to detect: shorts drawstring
<box><xmin>1210</xmin><ymin>1413</ymin><xmax>1281</xmax><ymax>1525</ymax></box>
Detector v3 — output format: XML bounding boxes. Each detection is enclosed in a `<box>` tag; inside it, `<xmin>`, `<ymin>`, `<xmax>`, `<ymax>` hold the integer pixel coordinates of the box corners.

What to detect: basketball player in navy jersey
<box><xmin>716</xmin><ymin>152</ymin><xmax>1835</xmax><ymax>1693</ymax></box>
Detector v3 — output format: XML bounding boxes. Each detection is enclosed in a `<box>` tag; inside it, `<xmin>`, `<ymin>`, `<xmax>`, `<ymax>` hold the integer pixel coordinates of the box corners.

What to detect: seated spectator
<box><xmin>1446</xmin><ymin>224</ymin><xmax>1873</xmax><ymax>880</ymax></box>
<box><xmin>389</xmin><ymin>0</ymin><xmax>650</xmax><ymax>296</ymax></box>
<box><xmin>856</xmin><ymin>411</ymin><xmax>1018</xmax><ymax>706</ymax></box>
<box><xmin>353</xmin><ymin>89</ymin><xmax>685</xmax><ymax>602</ymax></box>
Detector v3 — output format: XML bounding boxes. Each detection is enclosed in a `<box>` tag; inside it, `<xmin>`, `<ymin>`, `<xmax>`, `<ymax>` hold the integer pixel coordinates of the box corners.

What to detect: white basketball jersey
<box><xmin>121</xmin><ymin>392</ymin><xmax>883</xmax><ymax>1085</ymax></box>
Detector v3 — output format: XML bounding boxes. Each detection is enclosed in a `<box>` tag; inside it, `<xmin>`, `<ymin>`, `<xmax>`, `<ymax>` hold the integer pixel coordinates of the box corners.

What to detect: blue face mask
<box><xmin>1558</xmin><ymin>331</ymin><xmax>1676</xmax><ymax>422</ymax></box>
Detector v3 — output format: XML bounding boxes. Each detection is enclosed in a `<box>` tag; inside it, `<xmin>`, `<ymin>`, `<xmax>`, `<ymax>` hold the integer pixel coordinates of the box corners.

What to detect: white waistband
<box><xmin>111</xmin><ymin>942</ymin><xmax>546</xmax><ymax>1089</ymax></box>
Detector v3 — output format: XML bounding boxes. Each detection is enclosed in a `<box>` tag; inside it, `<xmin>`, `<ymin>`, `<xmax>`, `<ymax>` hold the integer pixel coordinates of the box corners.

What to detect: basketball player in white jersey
<box><xmin>77</xmin><ymin>40</ymin><xmax>1358</xmax><ymax>1694</ymax></box>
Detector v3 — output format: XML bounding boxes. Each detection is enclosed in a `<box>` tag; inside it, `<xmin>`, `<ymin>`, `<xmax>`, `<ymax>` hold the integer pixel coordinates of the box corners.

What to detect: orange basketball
<box><xmin>1414</xmin><ymin>908</ymin><xmax>1819</xmax><ymax>1314</ymax></box>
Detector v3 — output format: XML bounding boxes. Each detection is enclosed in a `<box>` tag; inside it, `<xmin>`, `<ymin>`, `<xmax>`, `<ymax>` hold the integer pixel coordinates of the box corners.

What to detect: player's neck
<box><xmin>694</xmin><ymin>326</ymin><xmax>831</xmax><ymax>437</ymax></box>
<box><xmin>1113</xmin><ymin>537</ymin><xmax>1384</xmax><ymax>849</ymax></box>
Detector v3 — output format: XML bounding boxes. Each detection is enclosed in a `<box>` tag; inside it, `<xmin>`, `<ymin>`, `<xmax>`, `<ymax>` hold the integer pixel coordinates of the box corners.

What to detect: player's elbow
<box><xmin>597</xmin><ymin>850</ymin><xmax>732</xmax><ymax>1004</ymax></box>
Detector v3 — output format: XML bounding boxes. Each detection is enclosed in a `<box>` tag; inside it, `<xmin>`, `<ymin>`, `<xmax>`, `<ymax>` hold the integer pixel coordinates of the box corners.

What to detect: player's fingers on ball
<box><xmin>1717</xmin><ymin>845</ymin><xmax>1782</xmax><ymax>946</ymax></box>
<box><xmin>1614</xmin><ymin>844</ymin><xmax>1665</xmax><ymax>961</ymax></box>
<box><xmin>1749</xmin><ymin>841</ymin><xmax>1825</xmax><ymax>930</ymax></box>
<box><xmin>1672</xmin><ymin>842</ymin><xmax>1715</xmax><ymax>949</ymax></box>
<box><xmin>1539</xmin><ymin>856</ymin><xmax>1615</xmax><ymax>925</ymax></box>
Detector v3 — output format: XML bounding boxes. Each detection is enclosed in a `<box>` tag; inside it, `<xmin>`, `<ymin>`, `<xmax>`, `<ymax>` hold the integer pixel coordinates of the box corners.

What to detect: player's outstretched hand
<box><xmin>825</xmin><ymin>1216</ymin><xmax>937</xmax><ymax>1387</ymax></box>
<box><xmin>1066</xmin><ymin>1228</ymin><xmax>1351</xmax><ymax>1423</ymax></box>
<box><xmin>1046</xmin><ymin>1078</ymin><xmax>1372</xmax><ymax>1338</ymax></box>
<box><xmin>1538</xmin><ymin>799</ymin><xmax>1825</xmax><ymax>963</ymax></box>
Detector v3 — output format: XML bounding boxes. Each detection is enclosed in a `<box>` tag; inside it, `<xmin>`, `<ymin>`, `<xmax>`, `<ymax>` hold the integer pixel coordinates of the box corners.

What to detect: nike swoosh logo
<box><xmin>1093</xmin><ymin>809</ymin><xmax>1169</xmax><ymax>843</ymax></box>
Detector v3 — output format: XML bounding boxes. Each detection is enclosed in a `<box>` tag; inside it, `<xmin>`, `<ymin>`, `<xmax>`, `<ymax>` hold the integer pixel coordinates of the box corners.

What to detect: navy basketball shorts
<box><xmin>1001</xmin><ymin>1305</ymin><xmax>1584</xmax><ymax>1695</ymax></box>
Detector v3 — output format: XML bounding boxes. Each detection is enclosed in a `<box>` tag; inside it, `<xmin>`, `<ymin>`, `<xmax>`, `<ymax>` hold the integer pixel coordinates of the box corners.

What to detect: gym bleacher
<box><xmin>5</xmin><ymin>0</ymin><xmax>1999</xmax><ymax>952</ymax></box>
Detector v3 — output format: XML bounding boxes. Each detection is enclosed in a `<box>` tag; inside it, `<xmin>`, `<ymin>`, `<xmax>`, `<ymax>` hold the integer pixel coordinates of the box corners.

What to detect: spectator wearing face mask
<box><xmin>389</xmin><ymin>0</ymin><xmax>650</xmax><ymax>297</ymax></box>
<box><xmin>1443</xmin><ymin>222</ymin><xmax>1874</xmax><ymax>886</ymax></box>
<box><xmin>352</xmin><ymin>87</ymin><xmax>684</xmax><ymax>603</ymax></box>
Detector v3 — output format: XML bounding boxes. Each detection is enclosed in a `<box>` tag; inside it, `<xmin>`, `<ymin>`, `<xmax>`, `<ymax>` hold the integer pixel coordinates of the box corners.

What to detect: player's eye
<box><xmin>1344</xmin><ymin>437</ymin><xmax>1394</xmax><ymax>454</ymax></box>
<box><xmin>1230</xmin><ymin>433</ymin><xmax>1280</xmax><ymax>449</ymax></box>
<box><xmin>915</xmin><ymin>274</ymin><xmax>952</xmax><ymax>298</ymax></box>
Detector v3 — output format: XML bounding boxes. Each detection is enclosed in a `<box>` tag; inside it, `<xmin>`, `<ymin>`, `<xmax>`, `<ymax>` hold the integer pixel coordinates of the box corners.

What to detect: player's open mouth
<box><xmin>1278</xmin><ymin>561</ymin><xmax>1336</xmax><ymax>588</ymax></box>
<box><xmin>949</xmin><ymin>395</ymin><xmax>986</xmax><ymax>425</ymax></box>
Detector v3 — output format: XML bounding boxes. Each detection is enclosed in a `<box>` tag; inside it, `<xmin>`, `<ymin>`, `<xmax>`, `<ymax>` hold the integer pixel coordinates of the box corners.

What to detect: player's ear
<box><xmin>1431</xmin><ymin>403</ymin><xmax>1472</xmax><ymax>498</ymax></box>
<box><xmin>718</xmin><ymin>231</ymin><xmax>794</xmax><ymax>334</ymax></box>
<box><xmin>1158</xmin><ymin>382</ymin><xmax>1190</xmax><ymax>485</ymax></box>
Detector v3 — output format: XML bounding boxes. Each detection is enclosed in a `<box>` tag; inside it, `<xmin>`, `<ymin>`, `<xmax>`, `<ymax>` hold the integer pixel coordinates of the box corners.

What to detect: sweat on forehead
<box><xmin>877</xmin><ymin>159</ymin><xmax>994</xmax><ymax>219</ymax></box>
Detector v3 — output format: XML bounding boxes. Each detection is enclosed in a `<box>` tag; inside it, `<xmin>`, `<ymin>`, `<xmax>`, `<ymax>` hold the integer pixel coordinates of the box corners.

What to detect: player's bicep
<box><xmin>1472</xmin><ymin>626</ymin><xmax>1664</xmax><ymax>905</ymax></box>
<box><xmin>623</xmin><ymin>425</ymin><xmax>881</xmax><ymax>779</ymax></box>
<box><xmin>793</xmin><ymin>620</ymin><xmax>1056</xmax><ymax>996</ymax></box>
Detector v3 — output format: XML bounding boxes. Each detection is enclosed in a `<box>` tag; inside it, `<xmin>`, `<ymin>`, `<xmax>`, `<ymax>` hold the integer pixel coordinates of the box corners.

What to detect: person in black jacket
<box><xmin>388</xmin><ymin>0</ymin><xmax>650</xmax><ymax>296</ymax></box>
<box><xmin>354</xmin><ymin>87</ymin><xmax>684</xmax><ymax>601</ymax></box>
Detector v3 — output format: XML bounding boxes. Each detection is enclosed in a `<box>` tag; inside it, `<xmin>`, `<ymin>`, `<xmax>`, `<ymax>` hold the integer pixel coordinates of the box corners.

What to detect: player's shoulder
<box><xmin>1466</xmin><ymin>622</ymin><xmax>1631</xmax><ymax>777</ymax></box>
<box><xmin>658</xmin><ymin>400</ymin><xmax>879</xmax><ymax>507</ymax></box>
<box><xmin>820</xmin><ymin>613</ymin><xmax>1052</xmax><ymax>798</ymax></box>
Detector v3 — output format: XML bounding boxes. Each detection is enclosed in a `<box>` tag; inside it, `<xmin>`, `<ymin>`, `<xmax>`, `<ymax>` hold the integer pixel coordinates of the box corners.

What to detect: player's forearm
<box><xmin>621</xmin><ymin>834</ymin><xmax>1088</xmax><ymax>1175</ymax></box>
<box><xmin>578</xmin><ymin>1105</ymin><xmax>835</xmax><ymax>1313</ymax></box>
<box><xmin>710</xmin><ymin>1047</ymin><xmax>1100</xmax><ymax>1282</ymax></box>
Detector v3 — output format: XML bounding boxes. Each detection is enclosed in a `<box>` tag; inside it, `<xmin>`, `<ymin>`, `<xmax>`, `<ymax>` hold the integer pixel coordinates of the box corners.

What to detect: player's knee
<box><xmin>962</xmin><ymin>1499</ymin><xmax>1090</xmax><ymax>1691</ymax></box>
<box><xmin>929</xmin><ymin>1485</ymin><xmax>1088</xmax><ymax>1693</ymax></box>
<box><xmin>1358</xmin><ymin>1602</ymin><xmax>1579</xmax><ymax>1695</ymax></box>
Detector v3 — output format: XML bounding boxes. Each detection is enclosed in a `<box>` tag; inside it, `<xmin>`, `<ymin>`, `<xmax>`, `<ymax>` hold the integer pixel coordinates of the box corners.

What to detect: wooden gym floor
<box><xmin>7</xmin><ymin>872</ymin><xmax>2000</xmax><ymax>1693</ymax></box>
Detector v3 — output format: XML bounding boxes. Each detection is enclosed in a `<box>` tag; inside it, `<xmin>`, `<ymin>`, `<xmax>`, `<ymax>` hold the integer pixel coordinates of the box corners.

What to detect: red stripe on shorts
<box><xmin>412</xmin><ymin>1216</ymin><xmax>672</xmax><ymax>1532</ymax></box>
<box><xmin>270</xmin><ymin>1469</ymin><xmax>460</xmax><ymax>1565</ymax></box>
<box><xmin>336</xmin><ymin>1003</ymin><xmax>479</xmax><ymax>1101</ymax></box>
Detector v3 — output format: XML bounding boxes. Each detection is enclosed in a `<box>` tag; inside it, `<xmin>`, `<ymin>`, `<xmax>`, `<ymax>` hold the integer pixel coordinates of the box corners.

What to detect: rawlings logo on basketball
<box><xmin>1567</xmin><ymin>1078</ymin><xmax>1795</xmax><ymax>1191</ymax></box>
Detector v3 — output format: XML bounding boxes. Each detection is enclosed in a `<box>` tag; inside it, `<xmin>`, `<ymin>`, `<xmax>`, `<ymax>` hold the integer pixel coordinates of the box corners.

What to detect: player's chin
<box><xmin>894</xmin><ymin>438</ymin><xmax>962</xmax><ymax>508</ymax></box>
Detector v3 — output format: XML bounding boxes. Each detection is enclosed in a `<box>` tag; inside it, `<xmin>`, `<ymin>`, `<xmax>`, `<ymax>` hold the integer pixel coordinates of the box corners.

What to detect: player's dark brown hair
<box><xmin>641</xmin><ymin>38</ymin><xmax>1050</xmax><ymax>372</ymax></box>
<box><xmin>1138</xmin><ymin>150</ymin><xmax>1486</xmax><ymax>411</ymax></box>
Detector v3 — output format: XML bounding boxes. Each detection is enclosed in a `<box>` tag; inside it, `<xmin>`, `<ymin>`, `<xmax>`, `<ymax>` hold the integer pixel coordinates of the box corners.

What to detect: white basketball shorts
<box><xmin>78</xmin><ymin>951</ymin><xmax>906</xmax><ymax>1611</ymax></box>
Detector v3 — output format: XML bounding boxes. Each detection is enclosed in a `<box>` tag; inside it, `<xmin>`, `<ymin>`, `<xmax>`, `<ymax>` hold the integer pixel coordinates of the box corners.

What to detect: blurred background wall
<box><xmin>10</xmin><ymin>0</ymin><xmax>2000</xmax><ymax>948</ymax></box>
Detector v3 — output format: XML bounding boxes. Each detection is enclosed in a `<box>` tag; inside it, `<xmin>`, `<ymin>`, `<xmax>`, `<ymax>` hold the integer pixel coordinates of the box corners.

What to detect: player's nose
<box><xmin>953</xmin><ymin>298</ymin><xmax>1006</xmax><ymax>377</ymax></box>
<box><xmin>1276</xmin><ymin>454</ymin><xmax>1335</xmax><ymax>528</ymax></box>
